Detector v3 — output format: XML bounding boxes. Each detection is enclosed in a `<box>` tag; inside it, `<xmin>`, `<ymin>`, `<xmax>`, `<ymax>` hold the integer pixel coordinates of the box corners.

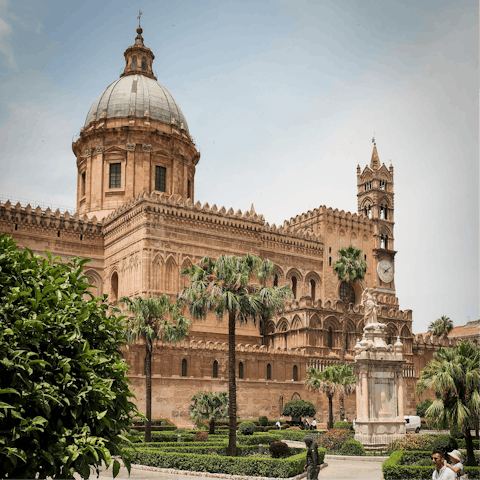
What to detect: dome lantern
<box><xmin>121</xmin><ymin>25</ymin><xmax>156</xmax><ymax>80</ymax></box>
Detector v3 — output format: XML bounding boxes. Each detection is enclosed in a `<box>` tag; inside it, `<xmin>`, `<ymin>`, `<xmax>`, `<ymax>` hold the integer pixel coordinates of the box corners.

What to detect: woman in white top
<box><xmin>446</xmin><ymin>450</ymin><xmax>464</xmax><ymax>477</ymax></box>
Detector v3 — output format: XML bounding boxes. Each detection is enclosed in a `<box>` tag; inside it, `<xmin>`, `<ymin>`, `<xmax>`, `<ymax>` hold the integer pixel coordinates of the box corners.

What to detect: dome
<box><xmin>84</xmin><ymin>74</ymin><xmax>189</xmax><ymax>132</ymax></box>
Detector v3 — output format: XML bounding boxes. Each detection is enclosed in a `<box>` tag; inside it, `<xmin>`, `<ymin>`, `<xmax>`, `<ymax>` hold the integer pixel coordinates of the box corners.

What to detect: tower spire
<box><xmin>370</xmin><ymin>141</ymin><xmax>380</xmax><ymax>170</ymax></box>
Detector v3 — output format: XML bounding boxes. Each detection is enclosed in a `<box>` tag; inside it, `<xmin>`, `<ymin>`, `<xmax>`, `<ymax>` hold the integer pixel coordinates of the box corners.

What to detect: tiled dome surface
<box><xmin>85</xmin><ymin>74</ymin><xmax>188</xmax><ymax>132</ymax></box>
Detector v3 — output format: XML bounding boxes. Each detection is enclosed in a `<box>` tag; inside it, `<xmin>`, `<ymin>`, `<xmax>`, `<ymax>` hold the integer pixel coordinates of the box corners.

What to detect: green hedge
<box><xmin>457</xmin><ymin>438</ymin><xmax>480</xmax><ymax>449</ymax></box>
<box><xmin>156</xmin><ymin>445</ymin><xmax>306</xmax><ymax>457</ymax></box>
<box><xmin>128</xmin><ymin>448</ymin><xmax>313</xmax><ymax>478</ymax></box>
<box><xmin>383</xmin><ymin>451</ymin><xmax>479</xmax><ymax>480</ymax></box>
<box><xmin>278</xmin><ymin>430</ymin><xmax>325</xmax><ymax>442</ymax></box>
<box><xmin>237</xmin><ymin>433</ymin><xmax>283</xmax><ymax>445</ymax></box>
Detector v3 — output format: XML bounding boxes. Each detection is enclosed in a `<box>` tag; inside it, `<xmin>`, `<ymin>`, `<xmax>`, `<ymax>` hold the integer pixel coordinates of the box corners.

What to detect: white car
<box><xmin>404</xmin><ymin>415</ymin><xmax>421</xmax><ymax>433</ymax></box>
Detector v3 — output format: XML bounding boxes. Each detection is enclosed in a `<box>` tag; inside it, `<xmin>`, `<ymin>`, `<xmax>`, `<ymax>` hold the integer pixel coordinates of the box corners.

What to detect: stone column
<box><xmin>397</xmin><ymin>371</ymin><xmax>404</xmax><ymax>418</ymax></box>
<box><xmin>356</xmin><ymin>372</ymin><xmax>362</xmax><ymax>419</ymax></box>
<box><xmin>362</xmin><ymin>371</ymin><xmax>369</xmax><ymax>419</ymax></box>
<box><xmin>126</xmin><ymin>143</ymin><xmax>136</xmax><ymax>199</ymax></box>
<box><xmin>85</xmin><ymin>149</ymin><xmax>93</xmax><ymax>211</ymax></box>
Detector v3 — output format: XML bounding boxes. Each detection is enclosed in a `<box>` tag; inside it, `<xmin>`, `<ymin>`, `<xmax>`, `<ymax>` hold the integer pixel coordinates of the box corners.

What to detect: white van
<box><xmin>404</xmin><ymin>415</ymin><xmax>421</xmax><ymax>433</ymax></box>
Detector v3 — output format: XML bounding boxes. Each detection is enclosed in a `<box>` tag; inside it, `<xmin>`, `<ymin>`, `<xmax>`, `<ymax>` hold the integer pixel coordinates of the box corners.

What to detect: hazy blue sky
<box><xmin>0</xmin><ymin>0</ymin><xmax>477</xmax><ymax>334</ymax></box>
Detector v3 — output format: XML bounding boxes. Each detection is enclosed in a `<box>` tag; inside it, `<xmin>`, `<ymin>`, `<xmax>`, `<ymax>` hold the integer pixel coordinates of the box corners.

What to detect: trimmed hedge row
<box><xmin>277</xmin><ymin>430</ymin><xmax>325</xmax><ymax>442</ymax></box>
<box><xmin>457</xmin><ymin>438</ymin><xmax>480</xmax><ymax>450</ymax></box>
<box><xmin>382</xmin><ymin>451</ymin><xmax>479</xmax><ymax>480</ymax></box>
<box><xmin>128</xmin><ymin>448</ymin><xmax>313</xmax><ymax>478</ymax></box>
<box><xmin>132</xmin><ymin>432</ymin><xmax>283</xmax><ymax>446</ymax></box>
<box><xmin>156</xmin><ymin>445</ymin><xmax>307</xmax><ymax>457</ymax></box>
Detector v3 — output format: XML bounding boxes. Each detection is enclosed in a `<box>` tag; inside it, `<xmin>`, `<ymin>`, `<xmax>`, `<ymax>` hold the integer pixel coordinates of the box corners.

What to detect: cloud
<box><xmin>0</xmin><ymin>12</ymin><xmax>16</xmax><ymax>70</ymax></box>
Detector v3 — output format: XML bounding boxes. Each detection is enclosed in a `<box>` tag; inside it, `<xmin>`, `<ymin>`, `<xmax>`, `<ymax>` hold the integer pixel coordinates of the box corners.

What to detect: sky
<box><xmin>0</xmin><ymin>0</ymin><xmax>478</xmax><ymax>334</ymax></box>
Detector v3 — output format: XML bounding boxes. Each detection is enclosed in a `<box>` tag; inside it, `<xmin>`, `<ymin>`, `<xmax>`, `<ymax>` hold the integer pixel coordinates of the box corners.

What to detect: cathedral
<box><xmin>0</xmin><ymin>26</ymin><xmax>453</xmax><ymax>427</ymax></box>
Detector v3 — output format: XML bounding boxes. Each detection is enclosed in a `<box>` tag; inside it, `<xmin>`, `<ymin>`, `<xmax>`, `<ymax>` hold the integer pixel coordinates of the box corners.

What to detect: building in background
<box><xmin>0</xmin><ymin>27</ymin><xmax>453</xmax><ymax>427</ymax></box>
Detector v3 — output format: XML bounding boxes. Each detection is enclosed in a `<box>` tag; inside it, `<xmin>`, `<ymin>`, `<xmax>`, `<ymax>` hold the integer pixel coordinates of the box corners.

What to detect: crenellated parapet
<box><xmin>102</xmin><ymin>190</ymin><xmax>266</xmax><ymax>237</ymax></box>
<box><xmin>0</xmin><ymin>200</ymin><xmax>103</xmax><ymax>238</ymax></box>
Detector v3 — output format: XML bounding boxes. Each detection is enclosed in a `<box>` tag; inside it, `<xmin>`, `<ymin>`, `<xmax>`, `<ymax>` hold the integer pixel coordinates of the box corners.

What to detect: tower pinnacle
<box><xmin>370</xmin><ymin>142</ymin><xmax>380</xmax><ymax>170</ymax></box>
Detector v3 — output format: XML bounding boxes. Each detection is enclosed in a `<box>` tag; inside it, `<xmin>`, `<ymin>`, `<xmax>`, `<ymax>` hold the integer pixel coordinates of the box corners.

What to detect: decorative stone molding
<box><xmin>142</xmin><ymin>144</ymin><xmax>152</xmax><ymax>152</ymax></box>
<box><xmin>126</xmin><ymin>143</ymin><xmax>136</xmax><ymax>151</ymax></box>
<box><xmin>96</xmin><ymin>146</ymin><xmax>104</xmax><ymax>153</ymax></box>
<box><xmin>85</xmin><ymin>149</ymin><xmax>93</xmax><ymax>156</ymax></box>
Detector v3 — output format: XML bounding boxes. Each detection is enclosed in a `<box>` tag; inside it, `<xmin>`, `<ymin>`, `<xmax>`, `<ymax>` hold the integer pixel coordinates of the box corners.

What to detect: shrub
<box><xmin>416</xmin><ymin>458</ymin><xmax>432</xmax><ymax>466</ymax></box>
<box><xmin>279</xmin><ymin>430</ymin><xmax>324</xmax><ymax>442</ymax></box>
<box><xmin>0</xmin><ymin>236</ymin><xmax>140</xmax><ymax>479</ymax></box>
<box><xmin>457</xmin><ymin>438</ymin><xmax>479</xmax><ymax>450</ymax></box>
<box><xmin>316</xmin><ymin>428</ymin><xmax>353</xmax><ymax>451</ymax></box>
<box><xmin>237</xmin><ymin>433</ymin><xmax>282</xmax><ymax>445</ymax></box>
<box><xmin>386</xmin><ymin>434</ymin><xmax>435</xmax><ymax>455</ymax></box>
<box><xmin>281</xmin><ymin>400</ymin><xmax>317</xmax><ymax>419</ymax></box>
<box><xmin>238</xmin><ymin>421</ymin><xmax>256</xmax><ymax>435</ymax></box>
<box><xmin>340</xmin><ymin>439</ymin><xmax>366</xmax><ymax>456</ymax></box>
<box><xmin>258</xmin><ymin>415</ymin><xmax>269</xmax><ymax>426</ymax></box>
<box><xmin>194</xmin><ymin>431</ymin><xmax>209</xmax><ymax>442</ymax></box>
<box><xmin>450</xmin><ymin>424</ymin><xmax>464</xmax><ymax>439</ymax></box>
<box><xmin>415</xmin><ymin>398</ymin><xmax>433</xmax><ymax>418</ymax></box>
<box><xmin>269</xmin><ymin>441</ymin><xmax>290</xmax><ymax>458</ymax></box>
<box><xmin>333</xmin><ymin>421</ymin><xmax>352</xmax><ymax>430</ymax></box>
<box><xmin>431</xmin><ymin>435</ymin><xmax>458</xmax><ymax>456</ymax></box>
<box><xmin>289</xmin><ymin>426</ymin><xmax>302</xmax><ymax>431</ymax></box>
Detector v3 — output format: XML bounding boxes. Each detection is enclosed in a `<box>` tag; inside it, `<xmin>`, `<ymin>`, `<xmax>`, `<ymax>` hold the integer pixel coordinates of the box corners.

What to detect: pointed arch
<box><xmin>309</xmin><ymin>314</ymin><xmax>321</xmax><ymax>329</ymax></box>
<box><xmin>400</xmin><ymin>325</ymin><xmax>410</xmax><ymax>338</ymax></box>
<box><xmin>265</xmin><ymin>320</ymin><xmax>275</xmax><ymax>335</ymax></box>
<box><xmin>83</xmin><ymin>269</ymin><xmax>103</xmax><ymax>296</ymax></box>
<box><xmin>165</xmin><ymin>255</ymin><xmax>178</xmax><ymax>293</ymax></box>
<box><xmin>276</xmin><ymin>318</ymin><xmax>290</xmax><ymax>333</ymax></box>
<box><xmin>152</xmin><ymin>252</ymin><xmax>164</xmax><ymax>292</ymax></box>
<box><xmin>180</xmin><ymin>257</ymin><xmax>193</xmax><ymax>288</ymax></box>
<box><xmin>291</xmin><ymin>315</ymin><xmax>303</xmax><ymax>330</ymax></box>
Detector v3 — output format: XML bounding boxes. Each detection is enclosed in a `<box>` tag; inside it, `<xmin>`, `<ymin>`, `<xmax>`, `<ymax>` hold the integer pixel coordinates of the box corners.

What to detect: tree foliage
<box><xmin>415</xmin><ymin>341</ymin><xmax>479</xmax><ymax>466</ymax></box>
<box><xmin>179</xmin><ymin>254</ymin><xmax>292</xmax><ymax>456</ymax></box>
<box><xmin>415</xmin><ymin>398</ymin><xmax>433</xmax><ymax>418</ymax></box>
<box><xmin>306</xmin><ymin>364</ymin><xmax>355</xmax><ymax>429</ymax></box>
<box><xmin>120</xmin><ymin>295</ymin><xmax>190</xmax><ymax>442</ymax></box>
<box><xmin>0</xmin><ymin>234</ymin><xmax>139</xmax><ymax>479</ymax></box>
<box><xmin>428</xmin><ymin>315</ymin><xmax>454</xmax><ymax>337</ymax></box>
<box><xmin>189</xmin><ymin>391</ymin><xmax>228</xmax><ymax>434</ymax></box>
<box><xmin>281</xmin><ymin>400</ymin><xmax>317</xmax><ymax>419</ymax></box>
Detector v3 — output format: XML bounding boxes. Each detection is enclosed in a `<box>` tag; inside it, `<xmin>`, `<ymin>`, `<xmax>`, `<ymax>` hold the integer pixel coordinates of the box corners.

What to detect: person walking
<box><xmin>311</xmin><ymin>418</ymin><xmax>317</xmax><ymax>430</ymax></box>
<box><xmin>445</xmin><ymin>450</ymin><xmax>464</xmax><ymax>478</ymax></box>
<box><xmin>275</xmin><ymin>419</ymin><xmax>281</xmax><ymax>429</ymax></box>
<box><xmin>432</xmin><ymin>450</ymin><xmax>456</xmax><ymax>480</ymax></box>
<box><xmin>304</xmin><ymin>436</ymin><xmax>319</xmax><ymax>480</ymax></box>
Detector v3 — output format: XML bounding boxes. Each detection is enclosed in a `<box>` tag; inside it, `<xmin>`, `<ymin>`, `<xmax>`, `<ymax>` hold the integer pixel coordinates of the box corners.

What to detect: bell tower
<box><xmin>357</xmin><ymin>140</ymin><xmax>396</xmax><ymax>297</ymax></box>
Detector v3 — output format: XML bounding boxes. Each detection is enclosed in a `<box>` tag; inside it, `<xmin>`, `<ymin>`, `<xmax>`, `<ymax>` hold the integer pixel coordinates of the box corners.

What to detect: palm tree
<box><xmin>306</xmin><ymin>364</ymin><xmax>356</xmax><ymax>429</ymax></box>
<box><xmin>189</xmin><ymin>391</ymin><xmax>229</xmax><ymax>434</ymax></box>
<box><xmin>428</xmin><ymin>315</ymin><xmax>454</xmax><ymax>337</ymax></box>
<box><xmin>415</xmin><ymin>341</ymin><xmax>479</xmax><ymax>466</ymax></box>
<box><xmin>333</xmin><ymin>246</ymin><xmax>367</xmax><ymax>361</ymax></box>
<box><xmin>179</xmin><ymin>254</ymin><xmax>292</xmax><ymax>456</ymax></box>
<box><xmin>333</xmin><ymin>246</ymin><xmax>366</xmax><ymax>419</ymax></box>
<box><xmin>120</xmin><ymin>295</ymin><xmax>190</xmax><ymax>442</ymax></box>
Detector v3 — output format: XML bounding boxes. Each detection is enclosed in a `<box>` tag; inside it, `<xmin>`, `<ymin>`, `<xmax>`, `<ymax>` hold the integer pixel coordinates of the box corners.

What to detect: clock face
<box><xmin>378</xmin><ymin>259</ymin><xmax>394</xmax><ymax>283</ymax></box>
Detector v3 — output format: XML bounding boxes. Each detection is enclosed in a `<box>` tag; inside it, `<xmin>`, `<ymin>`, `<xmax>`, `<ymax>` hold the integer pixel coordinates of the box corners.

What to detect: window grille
<box><xmin>181</xmin><ymin>359</ymin><xmax>187</xmax><ymax>377</ymax></box>
<box><xmin>155</xmin><ymin>166</ymin><xmax>166</xmax><ymax>192</ymax></box>
<box><xmin>293</xmin><ymin>365</ymin><xmax>298</xmax><ymax>381</ymax></box>
<box><xmin>142</xmin><ymin>57</ymin><xmax>147</xmax><ymax>71</ymax></box>
<box><xmin>238</xmin><ymin>362</ymin><xmax>244</xmax><ymax>379</ymax></box>
<box><xmin>132</xmin><ymin>57</ymin><xmax>137</xmax><ymax>69</ymax></box>
<box><xmin>213</xmin><ymin>360</ymin><xmax>218</xmax><ymax>378</ymax></box>
<box><xmin>328</xmin><ymin>327</ymin><xmax>333</xmax><ymax>348</ymax></box>
<box><xmin>109</xmin><ymin>163</ymin><xmax>121</xmax><ymax>188</ymax></box>
<box><xmin>266</xmin><ymin>363</ymin><xmax>272</xmax><ymax>380</ymax></box>
<box><xmin>81</xmin><ymin>172</ymin><xmax>86</xmax><ymax>196</ymax></box>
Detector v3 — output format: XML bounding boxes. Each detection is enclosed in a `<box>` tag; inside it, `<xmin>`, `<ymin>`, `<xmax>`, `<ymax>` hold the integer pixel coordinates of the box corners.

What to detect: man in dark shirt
<box><xmin>304</xmin><ymin>436</ymin><xmax>319</xmax><ymax>480</ymax></box>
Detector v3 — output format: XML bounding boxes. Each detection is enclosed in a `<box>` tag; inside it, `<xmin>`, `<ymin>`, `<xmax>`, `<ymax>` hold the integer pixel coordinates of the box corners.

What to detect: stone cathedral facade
<box><xmin>0</xmin><ymin>27</ymin><xmax>452</xmax><ymax>427</ymax></box>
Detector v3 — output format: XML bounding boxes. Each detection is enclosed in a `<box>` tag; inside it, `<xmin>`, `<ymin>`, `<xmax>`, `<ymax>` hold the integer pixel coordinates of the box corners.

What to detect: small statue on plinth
<box><xmin>361</xmin><ymin>288</ymin><xmax>386</xmax><ymax>331</ymax></box>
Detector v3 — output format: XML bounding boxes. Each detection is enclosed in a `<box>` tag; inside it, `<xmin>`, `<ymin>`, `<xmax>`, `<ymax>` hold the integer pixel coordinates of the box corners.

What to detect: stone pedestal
<box><xmin>353</xmin><ymin>324</ymin><xmax>406</xmax><ymax>448</ymax></box>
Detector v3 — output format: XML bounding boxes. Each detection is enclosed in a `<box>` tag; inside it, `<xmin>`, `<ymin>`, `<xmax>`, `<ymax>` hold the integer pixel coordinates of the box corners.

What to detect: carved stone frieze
<box><xmin>126</xmin><ymin>143</ymin><xmax>136</xmax><ymax>151</ymax></box>
<box><xmin>85</xmin><ymin>149</ymin><xmax>93</xmax><ymax>156</ymax></box>
<box><xmin>96</xmin><ymin>146</ymin><xmax>104</xmax><ymax>153</ymax></box>
<box><xmin>142</xmin><ymin>144</ymin><xmax>152</xmax><ymax>152</ymax></box>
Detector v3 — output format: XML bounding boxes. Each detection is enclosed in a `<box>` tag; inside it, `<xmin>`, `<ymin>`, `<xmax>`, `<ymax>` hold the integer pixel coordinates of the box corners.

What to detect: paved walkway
<box><xmin>78</xmin><ymin>456</ymin><xmax>385</xmax><ymax>480</ymax></box>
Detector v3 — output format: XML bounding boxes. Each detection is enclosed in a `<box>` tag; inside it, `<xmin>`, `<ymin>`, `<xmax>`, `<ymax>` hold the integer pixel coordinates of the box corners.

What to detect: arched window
<box><xmin>274</xmin><ymin>274</ymin><xmax>278</xmax><ymax>287</ymax></box>
<box><xmin>213</xmin><ymin>360</ymin><xmax>218</xmax><ymax>378</ymax></box>
<box><xmin>266</xmin><ymin>363</ymin><xmax>272</xmax><ymax>380</ymax></box>
<box><xmin>181</xmin><ymin>359</ymin><xmax>187</xmax><ymax>377</ymax></box>
<box><xmin>310</xmin><ymin>279</ymin><xmax>316</xmax><ymax>302</ymax></box>
<box><xmin>132</xmin><ymin>57</ymin><xmax>137</xmax><ymax>70</ymax></box>
<box><xmin>238</xmin><ymin>362</ymin><xmax>244</xmax><ymax>379</ymax></box>
<box><xmin>111</xmin><ymin>272</ymin><xmax>118</xmax><ymax>304</ymax></box>
<box><xmin>293</xmin><ymin>365</ymin><xmax>298</xmax><ymax>381</ymax></box>
<box><xmin>141</xmin><ymin>57</ymin><xmax>147</xmax><ymax>71</ymax></box>
<box><xmin>339</xmin><ymin>281</ymin><xmax>355</xmax><ymax>305</ymax></box>
<box><xmin>291</xmin><ymin>276</ymin><xmax>297</xmax><ymax>299</ymax></box>
<box><xmin>384</xmin><ymin>206</ymin><xmax>388</xmax><ymax>220</ymax></box>
<box><xmin>327</xmin><ymin>327</ymin><xmax>333</xmax><ymax>348</ymax></box>
<box><xmin>187</xmin><ymin>179</ymin><xmax>192</xmax><ymax>199</ymax></box>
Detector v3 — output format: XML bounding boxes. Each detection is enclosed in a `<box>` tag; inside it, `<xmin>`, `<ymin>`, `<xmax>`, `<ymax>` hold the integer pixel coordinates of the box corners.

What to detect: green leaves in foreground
<box><xmin>0</xmin><ymin>234</ymin><xmax>139</xmax><ymax>479</ymax></box>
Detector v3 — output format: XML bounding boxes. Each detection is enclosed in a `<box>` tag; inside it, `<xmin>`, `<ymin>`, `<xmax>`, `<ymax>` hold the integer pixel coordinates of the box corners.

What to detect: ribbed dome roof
<box><xmin>84</xmin><ymin>74</ymin><xmax>189</xmax><ymax>132</ymax></box>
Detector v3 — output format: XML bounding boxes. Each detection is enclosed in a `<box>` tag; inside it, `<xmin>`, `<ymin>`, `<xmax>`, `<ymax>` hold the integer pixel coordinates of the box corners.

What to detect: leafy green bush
<box><xmin>238</xmin><ymin>421</ymin><xmax>256</xmax><ymax>435</ymax></box>
<box><xmin>128</xmin><ymin>447</ymin><xmax>310</xmax><ymax>477</ymax></box>
<box><xmin>258</xmin><ymin>415</ymin><xmax>269</xmax><ymax>426</ymax></box>
<box><xmin>450</xmin><ymin>424</ymin><xmax>464</xmax><ymax>439</ymax></box>
<box><xmin>281</xmin><ymin>400</ymin><xmax>317</xmax><ymax>418</ymax></box>
<box><xmin>415</xmin><ymin>398</ymin><xmax>433</xmax><ymax>418</ymax></box>
<box><xmin>269</xmin><ymin>441</ymin><xmax>290</xmax><ymax>458</ymax></box>
<box><xmin>333</xmin><ymin>421</ymin><xmax>352</xmax><ymax>430</ymax></box>
<box><xmin>150</xmin><ymin>432</ymin><xmax>196</xmax><ymax>442</ymax></box>
<box><xmin>316</xmin><ymin>428</ymin><xmax>353</xmax><ymax>451</ymax></box>
<box><xmin>278</xmin><ymin>430</ymin><xmax>324</xmax><ymax>442</ymax></box>
<box><xmin>0</xmin><ymin>235</ymin><xmax>139</xmax><ymax>479</ymax></box>
<box><xmin>431</xmin><ymin>435</ymin><xmax>458</xmax><ymax>456</ymax></box>
<box><xmin>237</xmin><ymin>433</ymin><xmax>282</xmax><ymax>445</ymax></box>
<box><xmin>457</xmin><ymin>438</ymin><xmax>479</xmax><ymax>450</ymax></box>
<box><xmin>340</xmin><ymin>439</ymin><xmax>366</xmax><ymax>456</ymax></box>
<box><xmin>416</xmin><ymin>458</ymin><xmax>432</xmax><ymax>466</ymax></box>
<box><xmin>386</xmin><ymin>434</ymin><xmax>435</xmax><ymax>455</ymax></box>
